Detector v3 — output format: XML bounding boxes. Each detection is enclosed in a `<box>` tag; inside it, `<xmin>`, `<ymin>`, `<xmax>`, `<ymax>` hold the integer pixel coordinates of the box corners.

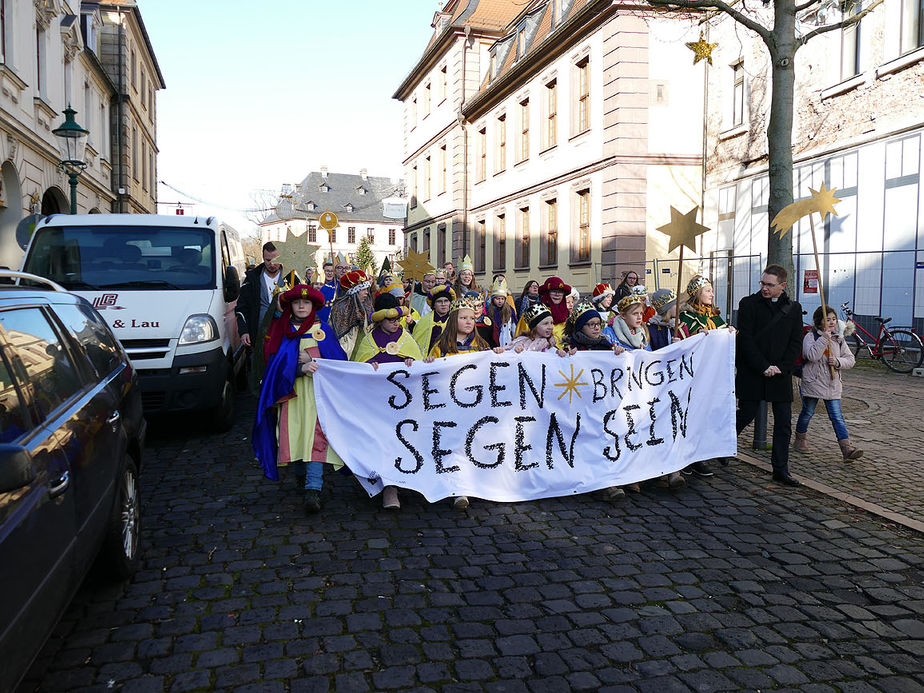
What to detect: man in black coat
<box><xmin>735</xmin><ymin>264</ymin><xmax>804</xmax><ymax>486</ymax></box>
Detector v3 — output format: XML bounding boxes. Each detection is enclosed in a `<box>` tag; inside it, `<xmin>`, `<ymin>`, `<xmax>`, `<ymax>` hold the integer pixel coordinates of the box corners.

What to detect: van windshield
<box><xmin>23</xmin><ymin>226</ymin><xmax>216</xmax><ymax>291</ymax></box>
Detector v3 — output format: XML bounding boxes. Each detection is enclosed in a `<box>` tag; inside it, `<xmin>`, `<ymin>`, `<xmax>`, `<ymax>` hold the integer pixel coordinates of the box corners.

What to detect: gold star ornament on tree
<box><xmin>656</xmin><ymin>205</ymin><xmax>710</xmax><ymax>254</ymax></box>
<box><xmin>770</xmin><ymin>183</ymin><xmax>841</xmax><ymax>237</ymax></box>
<box><xmin>686</xmin><ymin>32</ymin><xmax>717</xmax><ymax>65</ymax></box>
<box><xmin>396</xmin><ymin>249</ymin><xmax>436</xmax><ymax>282</ymax></box>
<box><xmin>274</xmin><ymin>227</ymin><xmax>321</xmax><ymax>278</ymax></box>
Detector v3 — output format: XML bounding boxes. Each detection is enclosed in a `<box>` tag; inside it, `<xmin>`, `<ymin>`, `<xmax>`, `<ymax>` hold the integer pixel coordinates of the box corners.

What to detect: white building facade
<box><xmin>699</xmin><ymin>0</ymin><xmax>924</xmax><ymax>332</ymax></box>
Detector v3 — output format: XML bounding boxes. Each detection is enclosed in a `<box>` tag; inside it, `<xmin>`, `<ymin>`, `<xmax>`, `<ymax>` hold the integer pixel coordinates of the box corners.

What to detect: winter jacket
<box><xmin>734</xmin><ymin>290</ymin><xmax>804</xmax><ymax>402</ymax></box>
<box><xmin>799</xmin><ymin>329</ymin><xmax>854</xmax><ymax>400</ymax></box>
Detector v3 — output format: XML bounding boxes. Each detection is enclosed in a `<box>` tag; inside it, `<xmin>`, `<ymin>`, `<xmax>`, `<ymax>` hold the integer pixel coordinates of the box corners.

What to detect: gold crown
<box><xmin>449</xmin><ymin>296</ymin><xmax>481</xmax><ymax>313</ymax></box>
<box><xmin>523</xmin><ymin>303</ymin><xmax>552</xmax><ymax>328</ymax></box>
<box><xmin>617</xmin><ymin>294</ymin><xmax>647</xmax><ymax>313</ymax></box>
<box><xmin>686</xmin><ymin>275</ymin><xmax>711</xmax><ymax>298</ymax></box>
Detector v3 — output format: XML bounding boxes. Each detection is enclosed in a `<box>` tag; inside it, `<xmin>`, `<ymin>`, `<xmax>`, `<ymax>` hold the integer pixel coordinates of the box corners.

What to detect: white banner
<box><xmin>314</xmin><ymin>330</ymin><xmax>737</xmax><ymax>503</ymax></box>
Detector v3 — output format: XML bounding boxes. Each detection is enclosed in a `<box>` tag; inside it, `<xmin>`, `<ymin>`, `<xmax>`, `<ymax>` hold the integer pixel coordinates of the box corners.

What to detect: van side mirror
<box><xmin>224</xmin><ymin>265</ymin><xmax>241</xmax><ymax>303</ymax></box>
<box><xmin>0</xmin><ymin>444</ymin><xmax>36</xmax><ymax>493</ymax></box>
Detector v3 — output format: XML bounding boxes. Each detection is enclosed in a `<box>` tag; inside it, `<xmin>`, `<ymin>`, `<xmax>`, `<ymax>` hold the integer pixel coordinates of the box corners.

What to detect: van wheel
<box><xmin>210</xmin><ymin>377</ymin><xmax>235</xmax><ymax>432</ymax></box>
<box><xmin>99</xmin><ymin>456</ymin><xmax>141</xmax><ymax>580</ymax></box>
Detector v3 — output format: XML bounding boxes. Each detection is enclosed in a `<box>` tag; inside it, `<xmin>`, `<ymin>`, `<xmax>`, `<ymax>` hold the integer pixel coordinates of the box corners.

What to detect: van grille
<box><xmin>141</xmin><ymin>391</ymin><xmax>166</xmax><ymax>411</ymax></box>
<box><xmin>121</xmin><ymin>339</ymin><xmax>170</xmax><ymax>349</ymax></box>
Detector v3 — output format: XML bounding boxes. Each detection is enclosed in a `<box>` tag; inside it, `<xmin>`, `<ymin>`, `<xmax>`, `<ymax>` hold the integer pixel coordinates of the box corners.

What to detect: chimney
<box><xmin>360</xmin><ymin>168</ymin><xmax>368</xmax><ymax>181</ymax></box>
<box><xmin>320</xmin><ymin>166</ymin><xmax>328</xmax><ymax>179</ymax></box>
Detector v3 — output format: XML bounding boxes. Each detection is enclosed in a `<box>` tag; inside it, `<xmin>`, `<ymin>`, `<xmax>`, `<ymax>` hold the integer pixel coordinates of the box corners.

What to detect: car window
<box><xmin>0</xmin><ymin>352</ymin><xmax>30</xmax><ymax>443</ymax></box>
<box><xmin>0</xmin><ymin>308</ymin><xmax>84</xmax><ymax>422</ymax></box>
<box><xmin>53</xmin><ymin>303</ymin><xmax>122</xmax><ymax>378</ymax></box>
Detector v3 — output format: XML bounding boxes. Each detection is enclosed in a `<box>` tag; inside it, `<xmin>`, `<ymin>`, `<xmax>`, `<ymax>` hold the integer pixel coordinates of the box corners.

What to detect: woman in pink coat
<box><xmin>793</xmin><ymin>306</ymin><xmax>862</xmax><ymax>460</ymax></box>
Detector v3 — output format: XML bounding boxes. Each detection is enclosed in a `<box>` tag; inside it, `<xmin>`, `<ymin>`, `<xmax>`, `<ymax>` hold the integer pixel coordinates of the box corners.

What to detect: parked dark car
<box><xmin>0</xmin><ymin>273</ymin><xmax>145</xmax><ymax>691</ymax></box>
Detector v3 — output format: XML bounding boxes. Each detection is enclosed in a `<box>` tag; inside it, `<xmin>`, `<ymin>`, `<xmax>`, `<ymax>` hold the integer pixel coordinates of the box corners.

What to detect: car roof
<box><xmin>34</xmin><ymin>213</ymin><xmax>220</xmax><ymax>230</ymax></box>
<box><xmin>0</xmin><ymin>286</ymin><xmax>88</xmax><ymax>308</ymax></box>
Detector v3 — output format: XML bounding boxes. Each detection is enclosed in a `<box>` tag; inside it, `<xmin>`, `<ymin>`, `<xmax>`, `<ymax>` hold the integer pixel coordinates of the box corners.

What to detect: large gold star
<box><xmin>686</xmin><ymin>32</ymin><xmax>717</xmax><ymax>65</ymax></box>
<box><xmin>396</xmin><ymin>249</ymin><xmax>436</xmax><ymax>282</ymax></box>
<box><xmin>656</xmin><ymin>206</ymin><xmax>710</xmax><ymax>254</ymax></box>
<box><xmin>554</xmin><ymin>363</ymin><xmax>588</xmax><ymax>404</ymax></box>
<box><xmin>274</xmin><ymin>227</ymin><xmax>321</xmax><ymax>277</ymax></box>
<box><xmin>770</xmin><ymin>183</ymin><xmax>841</xmax><ymax>237</ymax></box>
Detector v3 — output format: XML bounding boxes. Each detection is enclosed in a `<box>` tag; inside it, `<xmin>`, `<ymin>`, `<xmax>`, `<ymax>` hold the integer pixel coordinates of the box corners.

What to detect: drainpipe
<box><xmin>460</xmin><ymin>24</ymin><xmax>472</xmax><ymax>259</ymax></box>
<box><xmin>115</xmin><ymin>8</ymin><xmax>125</xmax><ymax>213</ymax></box>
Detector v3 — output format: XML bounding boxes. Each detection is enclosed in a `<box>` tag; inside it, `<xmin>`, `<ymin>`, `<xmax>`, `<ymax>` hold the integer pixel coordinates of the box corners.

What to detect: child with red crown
<box><xmin>252</xmin><ymin>284</ymin><xmax>348</xmax><ymax>514</ymax></box>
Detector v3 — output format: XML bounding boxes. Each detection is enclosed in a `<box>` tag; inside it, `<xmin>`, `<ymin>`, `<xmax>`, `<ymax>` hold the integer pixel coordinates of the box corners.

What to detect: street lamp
<box><xmin>52</xmin><ymin>106</ymin><xmax>89</xmax><ymax>214</ymax></box>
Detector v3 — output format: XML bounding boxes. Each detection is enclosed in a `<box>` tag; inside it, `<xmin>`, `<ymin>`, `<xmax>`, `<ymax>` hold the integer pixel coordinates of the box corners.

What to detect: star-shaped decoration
<box><xmin>770</xmin><ymin>183</ymin><xmax>841</xmax><ymax>237</ymax></box>
<box><xmin>554</xmin><ymin>363</ymin><xmax>588</xmax><ymax>404</ymax></box>
<box><xmin>685</xmin><ymin>32</ymin><xmax>717</xmax><ymax>65</ymax></box>
<box><xmin>396</xmin><ymin>249</ymin><xmax>435</xmax><ymax>282</ymax></box>
<box><xmin>274</xmin><ymin>227</ymin><xmax>321</xmax><ymax>278</ymax></box>
<box><xmin>656</xmin><ymin>206</ymin><xmax>710</xmax><ymax>254</ymax></box>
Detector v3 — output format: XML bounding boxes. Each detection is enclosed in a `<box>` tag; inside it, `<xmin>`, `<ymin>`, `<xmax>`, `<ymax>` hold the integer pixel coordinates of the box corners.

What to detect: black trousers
<box><xmin>737</xmin><ymin>399</ymin><xmax>792</xmax><ymax>474</ymax></box>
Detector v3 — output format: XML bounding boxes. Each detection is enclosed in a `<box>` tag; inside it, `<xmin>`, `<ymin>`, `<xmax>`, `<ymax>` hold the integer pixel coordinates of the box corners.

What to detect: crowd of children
<box><xmin>253</xmin><ymin>257</ymin><xmax>847</xmax><ymax>516</ymax></box>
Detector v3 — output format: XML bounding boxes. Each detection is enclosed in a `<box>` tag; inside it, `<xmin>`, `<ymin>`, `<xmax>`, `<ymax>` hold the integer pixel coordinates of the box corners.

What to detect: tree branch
<box><xmin>799</xmin><ymin>0</ymin><xmax>886</xmax><ymax>44</ymax></box>
<box><xmin>644</xmin><ymin>0</ymin><xmax>773</xmax><ymax>42</ymax></box>
<box><xmin>793</xmin><ymin>0</ymin><xmax>821</xmax><ymax>13</ymax></box>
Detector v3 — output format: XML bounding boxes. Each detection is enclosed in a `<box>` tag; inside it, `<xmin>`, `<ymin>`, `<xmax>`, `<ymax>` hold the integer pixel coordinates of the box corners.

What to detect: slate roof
<box><xmin>260</xmin><ymin>171</ymin><xmax>401</xmax><ymax>225</ymax></box>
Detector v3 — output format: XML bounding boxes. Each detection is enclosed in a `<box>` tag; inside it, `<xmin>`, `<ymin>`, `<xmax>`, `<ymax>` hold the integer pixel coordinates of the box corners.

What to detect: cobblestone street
<box><xmin>21</xmin><ymin>392</ymin><xmax>924</xmax><ymax>692</ymax></box>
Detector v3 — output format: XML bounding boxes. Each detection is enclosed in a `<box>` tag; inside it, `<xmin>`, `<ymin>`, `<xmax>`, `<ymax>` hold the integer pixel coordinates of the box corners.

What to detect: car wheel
<box><xmin>100</xmin><ymin>456</ymin><xmax>141</xmax><ymax>580</ymax></box>
<box><xmin>210</xmin><ymin>376</ymin><xmax>235</xmax><ymax>432</ymax></box>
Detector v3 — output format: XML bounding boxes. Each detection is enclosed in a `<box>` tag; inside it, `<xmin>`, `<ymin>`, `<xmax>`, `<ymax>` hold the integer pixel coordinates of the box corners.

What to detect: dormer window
<box><xmin>356</xmin><ymin>187</ymin><xmax>367</xmax><ymax>195</ymax></box>
<box><xmin>343</xmin><ymin>203</ymin><xmax>354</xmax><ymax>213</ymax></box>
<box><xmin>516</xmin><ymin>25</ymin><xmax>527</xmax><ymax>59</ymax></box>
<box><xmin>490</xmin><ymin>52</ymin><xmax>497</xmax><ymax>78</ymax></box>
<box><xmin>305</xmin><ymin>201</ymin><xmax>316</xmax><ymax>211</ymax></box>
<box><xmin>320</xmin><ymin>183</ymin><xmax>330</xmax><ymax>193</ymax></box>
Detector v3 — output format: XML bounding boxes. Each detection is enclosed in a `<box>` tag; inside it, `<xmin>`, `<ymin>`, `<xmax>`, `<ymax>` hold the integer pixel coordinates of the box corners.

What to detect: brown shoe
<box><xmin>382</xmin><ymin>485</ymin><xmax>400</xmax><ymax>510</ymax></box>
<box><xmin>624</xmin><ymin>483</ymin><xmax>641</xmax><ymax>493</ymax></box>
<box><xmin>793</xmin><ymin>431</ymin><xmax>809</xmax><ymax>454</ymax></box>
<box><xmin>838</xmin><ymin>438</ymin><xmax>863</xmax><ymax>461</ymax></box>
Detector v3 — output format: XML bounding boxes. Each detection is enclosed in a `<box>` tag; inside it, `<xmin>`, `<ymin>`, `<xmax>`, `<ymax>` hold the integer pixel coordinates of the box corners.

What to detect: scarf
<box><xmin>609</xmin><ymin>316</ymin><xmax>648</xmax><ymax>349</ymax></box>
<box><xmin>329</xmin><ymin>292</ymin><xmax>373</xmax><ymax>340</ymax></box>
<box><xmin>569</xmin><ymin>330</ymin><xmax>613</xmax><ymax>351</ymax></box>
<box><xmin>541</xmin><ymin>293</ymin><xmax>569</xmax><ymax>325</ymax></box>
<box><xmin>263</xmin><ymin>311</ymin><xmax>313</xmax><ymax>365</ymax></box>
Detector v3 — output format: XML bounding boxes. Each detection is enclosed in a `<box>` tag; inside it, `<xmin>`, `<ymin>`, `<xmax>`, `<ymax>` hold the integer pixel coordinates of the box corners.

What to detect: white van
<box><xmin>21</xmin><ymin>214</ymin><xmax>247</xmax><ymax>430</ymax></box>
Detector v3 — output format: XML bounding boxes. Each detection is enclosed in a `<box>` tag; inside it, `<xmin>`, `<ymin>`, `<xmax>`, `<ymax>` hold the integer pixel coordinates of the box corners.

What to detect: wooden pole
<box><xmin>808</xmin><ymin>214</ymin><xmax>836</xmax><ymax>380</ymax></box>
<box><xmin>674</xmin><ymin>246</ymin><xmax>684</xmax><ymax>341</ymax></box>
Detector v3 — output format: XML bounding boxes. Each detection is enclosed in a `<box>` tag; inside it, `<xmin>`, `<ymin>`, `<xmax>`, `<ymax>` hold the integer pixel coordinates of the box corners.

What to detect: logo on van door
<box><xmin>92</xmin><ymin>293</ymin><xmax>125</xmax><ymax>310</ymax></box>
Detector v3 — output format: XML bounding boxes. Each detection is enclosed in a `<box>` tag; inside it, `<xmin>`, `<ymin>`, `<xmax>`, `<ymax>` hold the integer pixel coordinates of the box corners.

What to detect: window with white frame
<box><xmin>496</xmin><ymin>114</ymin><xmax>506</xmax><ymax>172</ymax></box>
<box><xmin>439</xmin><ymin>64</ymin><xmax>447</xmax><ymax>102</ymax></box>
<box><xmin>36</xmin><ymin>25</ymin><xmax>47</xmax><ymax>97</ymax></box>
<box><xmin>543</xmin><ymin>198</ymin><xmax>558</xmax><ymax>266</ymax></box>
<box><xmin>439</xmin><ymin>143</ymin><xmax>447</xmax><ymax>194</ymax></box>
<box><xmin>477</xmin><ymin>126</ymin><xmax>487</xmax><ymax>182</ymax></box>
<box><xmin>366</xmin><ymin>227</ymin><xmax>375</xmax><ymax>242</ymax></box>
<box><xmin>494</xmin><ymin>213</ymin><xmax>506</xmax><ymax>271</ymax></box>
<box><xmin>573</xmin><ymin>188</ymin><xmax>590</xmax><ymax>263</ymax></box>
<box><xmin>518</xmin><ymin>98</ymin><xmax>530</xmax><ymax>162</ymax></box>
<box><xmin>348</xmin><ymin>226</ymin><xmax>356</xmax><ymax>244</ymax></box>
<box><xmin>840</xmin><ymin>7</ymin><xmax>861</xmax><ymax>81</ymax></box>
<box><xmin>423</xmin><ymin>81</ymin><xmax>431</xmax><ymax>116</ymax></box>
<box><xmin>1</xmin><ymin>0</ymin><xmax>9</xmax><ymax>64</ymax></box>
<box><xmin>900</xmin><ymin>0</ymin><xmax>924</xmax><ymax>54</ymax></box>
<box><xmin>516</xmin><ymin>207</ymin><xmax>530</xmax><ymax>268</ymax></box>
<box><xmin>423</xmin><ymin>155</ymin><xmax>431</xmax><ymax>201</ymax></box>
<box><xmin>543</xmin><ymin>80</ymin><xmax>557</xmax><ymax>149</ymax></box>
<box><xmin>731</xmin><ymin>60</ymin><xmax>745</xmax><ymax>127</ymax></box>
<box><xmin>574</xmin><ymin>57</ymin><xmax>590</xmax><ymax>134</ymax></box>
<box><xmin>410</xmin><ymin>164</ymin><xmax>417</xmax><ymax>208</ymax></box>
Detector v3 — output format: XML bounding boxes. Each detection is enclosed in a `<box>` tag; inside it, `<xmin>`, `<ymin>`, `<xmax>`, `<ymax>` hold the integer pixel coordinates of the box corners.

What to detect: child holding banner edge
<box><xmin>505</xmin><ymin>303</ymin><xmax>565</xmax><ymax>354</ymax></box>
<box><xmin>252</xmin><ymin>285</ymin><xmax>348</xmax><ymax>515</ymax></box>
<box><xmin>425</xmin><ymin>295</ymin><xmax>506</xmax><ymax>509</ymax></box>
<box><xmin>353</xmin><ymin>292</ymin><xmax>423</xmax><ymax>511</ymax></box>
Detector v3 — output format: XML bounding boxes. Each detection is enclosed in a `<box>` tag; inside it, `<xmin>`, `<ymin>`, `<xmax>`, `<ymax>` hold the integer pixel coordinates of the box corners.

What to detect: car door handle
<box><xmin>48</xmin><ymin>471</ymin><xmax>70</xmax><ymax>498</ymax></box>
<box><xmin>107</xmin><ymin>410</ymin><xmax>121</xmax><ymax>430</ymax></box>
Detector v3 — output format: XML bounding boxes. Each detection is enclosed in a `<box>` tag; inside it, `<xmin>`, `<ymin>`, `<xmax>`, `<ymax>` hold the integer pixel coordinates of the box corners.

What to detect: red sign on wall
<box><xmin>803</xmin><ymin>269</ymin><xmax>818</xmax><ymax>294</ymax></box>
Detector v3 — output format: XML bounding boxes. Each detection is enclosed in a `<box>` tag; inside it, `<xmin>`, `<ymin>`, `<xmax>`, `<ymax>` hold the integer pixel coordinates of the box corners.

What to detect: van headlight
<box><xmin>178</xmin><ymin>315</ymin><xmax>218</xmax><ymax>345</ymax></box>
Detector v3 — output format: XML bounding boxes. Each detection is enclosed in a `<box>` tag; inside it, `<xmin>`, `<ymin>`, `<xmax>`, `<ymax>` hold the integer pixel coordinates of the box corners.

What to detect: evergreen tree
<box><xmin>355</xmin><ymin>236</ymin><xmax>378</xmax><ymax>277</ymax></box>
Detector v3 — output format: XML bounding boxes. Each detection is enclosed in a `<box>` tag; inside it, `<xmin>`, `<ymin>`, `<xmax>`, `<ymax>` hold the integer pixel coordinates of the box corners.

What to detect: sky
<box><xmin>139</xmin><ymin>0</ymin><xmax>439</xmax><ymax>237</ymax></box>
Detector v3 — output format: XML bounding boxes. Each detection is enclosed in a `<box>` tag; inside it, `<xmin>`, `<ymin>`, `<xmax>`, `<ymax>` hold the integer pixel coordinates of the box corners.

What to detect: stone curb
<box><xmin>735</xmin><ymin>450</ymin><xmax>924</xmax><ymax>535</ymax></box>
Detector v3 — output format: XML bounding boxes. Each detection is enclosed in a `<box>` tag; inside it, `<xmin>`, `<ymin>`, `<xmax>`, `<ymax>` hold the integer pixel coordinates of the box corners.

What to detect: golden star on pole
<box><xmin>274</xmin><ymin>227</ymin><xmax>321</xmax><ymax>278</ymax></box>
<box><xmin>685</xmin><ymin>32</ymin><xmax>717</xmax><ymax>65</ymax></box>
<box><xmin>395</xmin><ymin>249</ymin><xmax>436</xmax><ymax>282</ymax></box>
<box><xmin>770</xmin><ymin>182</ymin><xmax>841</xmax><ymax>237</ymax></box>
<box><xmin>656</xmin><ymin>206</ymin><xmax>710</xmax><ymax>254</ymax></box>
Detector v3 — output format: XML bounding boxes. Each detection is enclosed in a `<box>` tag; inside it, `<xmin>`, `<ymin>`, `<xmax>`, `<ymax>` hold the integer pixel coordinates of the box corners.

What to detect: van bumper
<box><xmin>135</xmin><ymin>346</ymin><xmax>228</xmax><ymax>413</ymax></box>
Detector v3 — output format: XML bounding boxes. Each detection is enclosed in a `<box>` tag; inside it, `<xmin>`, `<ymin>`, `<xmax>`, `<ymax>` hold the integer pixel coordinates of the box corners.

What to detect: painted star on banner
<box><xmin>656</xmin><ymin>206</ymin><xmax>710</xmax><ymax>254</ymax></box>
<box><xmin>554</xmin><ymin>363</ymin><xmax>588</xmax><ymax>404</ymax></box>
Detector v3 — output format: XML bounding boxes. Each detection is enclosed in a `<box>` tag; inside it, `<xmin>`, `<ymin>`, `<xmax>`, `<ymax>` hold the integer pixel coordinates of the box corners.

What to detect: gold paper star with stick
<box><xmin>770</xmin><ymin>183</ymin><xmax>841</xmax><ymax>237</ymax></box>
<box><xmin>274</xmin><ymin>227</ymin><xmax>321</xmax><ymax>279</ymax></box>
<box><xmin>656</xmin><ymin>206</ymin><xmax>710</xmax><ymax>254</ymax></box>
<box><xmin>686</xmin><ymin>32</ymin><xmax>717</xmax><ymax>65</ymax></box>
<box><xmin>554</xmin><ymin>363</ymin><xmax>588</xmax><ymax>404</ymax></box>
<box><xmin>396</xmin><ymin>249</ymin><xmax>436</xmax><ymax>282</ymax></box>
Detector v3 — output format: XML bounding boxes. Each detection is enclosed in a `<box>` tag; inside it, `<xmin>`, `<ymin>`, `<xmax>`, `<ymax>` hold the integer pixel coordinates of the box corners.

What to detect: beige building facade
<box><xmin>395</xmin><ymin>0</ymin><xmax>705</xmax><ymax>294</ymax></box>
<box><xmin>0</xmin><ymin>0</ymin><xmax>163</xmax><ymax>270</ymax></box>
<box><xmin>698</xmin><ymin>0</ymin><xmax>924</xmax><ymax>329</ymax></box>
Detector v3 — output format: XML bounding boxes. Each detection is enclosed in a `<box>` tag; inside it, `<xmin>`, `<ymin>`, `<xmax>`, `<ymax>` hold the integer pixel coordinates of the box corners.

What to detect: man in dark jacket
<box><xmin>735</xmin><ymin>264</ymin><xmax>804</xmax><ymax>486</ymax></box>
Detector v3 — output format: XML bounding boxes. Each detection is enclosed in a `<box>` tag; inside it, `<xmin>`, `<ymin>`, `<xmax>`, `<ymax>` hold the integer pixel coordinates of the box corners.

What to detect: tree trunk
<box><xmin>765</xmin><ymin>0</ymin><xmax>798</xmax><ymax>283</ymax></box>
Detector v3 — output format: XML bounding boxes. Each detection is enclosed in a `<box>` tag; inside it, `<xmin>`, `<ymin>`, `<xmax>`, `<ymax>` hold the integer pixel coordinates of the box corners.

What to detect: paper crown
<box><xmin>335</xmin><ymin>251</ymin><xmax>348</xmax><ymax>265</ymax></box>
<box><xmin>617</xmin><ymin>294</ymin><xmax>647</xmax><ymax>313</ymax></box>
<box><xmin>592</xmin><ymin>283</ymin><xmax>614</xmax><ymax>300</ymax></box>
<box><xmin>630</xmin><ymin>284</ymin><xmax>648</xmax><ymax>296</ymax></box>
<box><xmin>540</xmin><ymin>276</ymin><xmax>571</xmax><ymax>295</ymax></box>
<box><xmin>490</xmin><ymin>276</ymin><xmax>509</xmax><ymax>298</ymax></box>
<box><xmin>457</xmin><ymin>254</ymin><xmax>474</xmax><ymax>273</ymax></box>
<box><xmin>339</xmin><ymin>269</ymin><xmax>371</xmax><ymax>295</ymax></box>
<box><xmin>279</xmin><ymin>284</ymin><xmax>324</xmax><ymax>310</ymax></box>
<box><xmin>566</xmin><ymin>302</ymin><xmax>601</xmax><ymax>334</ymax></box>
<box><xmin>651</xmin><ymin>288</ymin><xmax>677</xmax><ymax>313</ymax></box>
<box><xmin>686</xmin><ymin>274</ymin><xmax>711</xmax><ymax>298</ymax></box>
<box><xmin>380</xmin><ymin>279</ymin><xmax>405</xmax><ymax>298</ymax></box>
<box><xmin>522</xmin><ymin>303</ymin><xmax>552</xmax><ymax>329</ymax></box>
<box><xmin>449</xmin><ymin>295</ymin><xmax>481</xmax><ymax>313</ymax></box>
<box><xmin>371</xmin><ymin>295</ymin><xmax>411</xmax><ymax>322</ymax></box>
<box><xmin>427</xmin><ymin>284</ymin><xmax>456</xmax><ymax>307</ymax></box>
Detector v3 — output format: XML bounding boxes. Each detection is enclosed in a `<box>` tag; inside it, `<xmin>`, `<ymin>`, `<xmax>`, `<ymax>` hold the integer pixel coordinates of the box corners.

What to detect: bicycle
<box><xmin>839</xmin><ymin>301</ymin><xmax>924</xmax><ymax>373</ymax></box>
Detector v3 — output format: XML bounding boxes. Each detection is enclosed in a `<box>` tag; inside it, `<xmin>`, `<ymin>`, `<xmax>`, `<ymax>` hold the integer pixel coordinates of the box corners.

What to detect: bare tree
<box><xmin>644</xmin><ymin>0</ymin><xmax>883</xmax><ymax>279</ymax></box>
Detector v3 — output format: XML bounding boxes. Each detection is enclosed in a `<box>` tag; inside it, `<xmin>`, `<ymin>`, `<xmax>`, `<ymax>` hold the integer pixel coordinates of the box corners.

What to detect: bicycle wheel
<box><xmin>879</xmin><ymin>329</ymin><xmax>924</xmax><ymax>373</ymax></box>
<box><xmin>847</xmin><ymin>333</ymin><xmax>863</xmax><ymax>360</ymax></box>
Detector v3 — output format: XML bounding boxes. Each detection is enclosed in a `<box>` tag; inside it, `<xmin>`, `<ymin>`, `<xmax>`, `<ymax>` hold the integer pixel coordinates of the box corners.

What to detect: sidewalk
<box><xmin>736</xmin><ymin>358</ymin><xmax>924</xmax><ymax>531</ymax></box>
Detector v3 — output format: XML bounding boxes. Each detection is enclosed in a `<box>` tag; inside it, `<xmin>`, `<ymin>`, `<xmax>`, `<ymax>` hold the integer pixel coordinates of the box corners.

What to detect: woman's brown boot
<box><xmin>838</xmin><ymin>439</ymin><xmax>863</xmax><ymax>461</ymax></box>
<box><xmin>793</xmin><ymin>431</ymin><xmax>809</xmax><ymax>453</ymax></box>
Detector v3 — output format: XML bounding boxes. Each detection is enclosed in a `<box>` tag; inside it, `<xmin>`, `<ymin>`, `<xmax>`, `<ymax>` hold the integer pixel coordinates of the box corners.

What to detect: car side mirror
<box><xmin>0</xmin><ymin>444</ymin><xmax>36</xmax><ymax>493</ymax></box>
<box><xmin>224</xmin><ymin>265</ymin><xmax>241</xmax><ymax>303</ymax></box>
